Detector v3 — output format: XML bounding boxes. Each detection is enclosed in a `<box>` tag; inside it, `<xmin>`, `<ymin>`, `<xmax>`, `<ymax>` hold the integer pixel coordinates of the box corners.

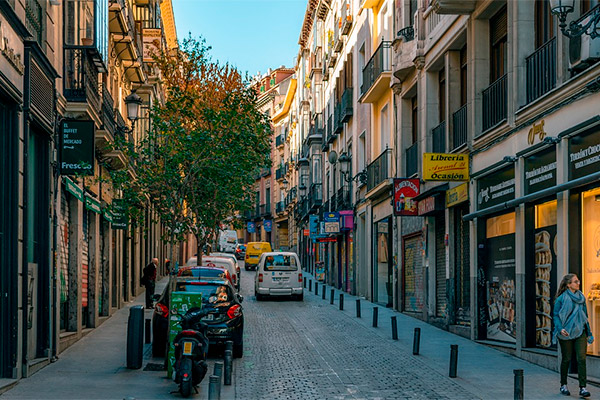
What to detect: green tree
<box><xmin>108</xmin><ymin>36</ymin><xmax>272</xmax><ymax>264</ymax></box>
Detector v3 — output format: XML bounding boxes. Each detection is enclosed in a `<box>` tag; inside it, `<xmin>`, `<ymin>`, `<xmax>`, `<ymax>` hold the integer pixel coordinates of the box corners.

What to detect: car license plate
<box><xmin>183</xmin><ymin>341</ymin><xmax>193</xmax><ymax>355</ymax></box>
<box><xmin>202</xmin><ymin>314</ymin><xmax>214</xmax><ymax>321</ymax></box>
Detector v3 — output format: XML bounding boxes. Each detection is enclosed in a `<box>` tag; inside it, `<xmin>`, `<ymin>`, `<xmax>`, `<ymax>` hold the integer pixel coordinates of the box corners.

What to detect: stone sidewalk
<box><xmin>302</xmin><ymin>272</ymin><xmax>592</xmax><ymax>400</ymax></box>
<box><xmin>2</xmin><ymin>277</ymin><xmax>236</xmax><ymax>399</ymax></box>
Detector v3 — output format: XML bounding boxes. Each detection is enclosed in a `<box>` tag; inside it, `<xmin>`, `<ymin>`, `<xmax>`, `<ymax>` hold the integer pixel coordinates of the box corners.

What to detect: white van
<box><xmin>218</xmin><ymin>230</ymin><xmax>238</xmax><ymax>253</ymax></box>
<box><xmin>254</xmin><ymin>252</ymin><xmax>303</xmax><ymax>301</ymax></box>
<box><xmin>202</xmin><ymin>256</ymin><xmax>239</xmax><ymax>291</ymax></box>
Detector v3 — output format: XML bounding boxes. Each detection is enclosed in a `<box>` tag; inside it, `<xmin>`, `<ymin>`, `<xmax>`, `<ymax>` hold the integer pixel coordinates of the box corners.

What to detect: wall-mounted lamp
<box><xmin>550</xmin><ymin>0</ymin><xmax>600</xmax><ymax>38</ymax></box>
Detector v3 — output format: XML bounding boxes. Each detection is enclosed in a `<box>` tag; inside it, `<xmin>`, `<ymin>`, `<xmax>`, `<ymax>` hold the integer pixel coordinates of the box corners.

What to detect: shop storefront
<box><xmin>475</xmin><ymin>165</ymin><xmax>517</xmax><ymax>344</ymax></box>
<box><xmin>373</xmin><ymin>217</ymin><xmax>392</xmax><ymax>306</ymax></box>
<box><xmin>403</xmin><ymin>234</ymin><xmax>424</xmax><ymax>314</ymax></box>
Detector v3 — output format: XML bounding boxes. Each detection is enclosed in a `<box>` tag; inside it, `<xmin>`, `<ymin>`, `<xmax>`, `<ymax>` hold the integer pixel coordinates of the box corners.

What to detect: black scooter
<box><xmin>172</xmin><ymin>308</ymin><xmax>210</xmax><ymax>397</ymax></box>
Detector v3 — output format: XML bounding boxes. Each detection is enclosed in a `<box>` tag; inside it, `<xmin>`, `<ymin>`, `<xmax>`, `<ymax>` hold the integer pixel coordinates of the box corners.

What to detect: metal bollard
<box><xmin>372</xmin><ymin>307</ymin><xmax>378</xmax><ymax>328</ymax></box>
<box><xmin>315</xmin><ymin>282</ymin><xmax>319</xmax><ymax>296</ymax></box>
<box><xmin>449</xmin><ymin>345</ymin><xmax>458</xmax><ymax>378</ymax></box>
<box><xmin>356</xmin><ymin>299</ymin><xmax>361</xmax><ymax>318</ymax></box>
<box><xmin>514</xmin><ymin>369</ymin><xmax>524</xmax><ymax>400</ymax></box>
<box><xmin>330</xmin><ymin>288</ymin><xmax>335</xmax><ymax>305</ymax></box>
<box><xmin>391</xmin><ymin>316</ymin><xmax>398</xmax><ymax>340</ymax></box>
<box><xmin>339</xmin><ymin>293</ymin><xmax>344</xmax><ymax>310</ymax></box>
<box><xmin>309</xmin><ymin>279</ymin><xmax>312</xmax><ymax>292</ymax></box>
<box><xmin>413</xmin><ymin>327</ymin><xmax>421</xmax><ymax>355</ymax></box>
<box><xmin>214</xmin><ymin>361</ymin><xmax>223</xmax><ymax>385</ymax></box>
<box><xmin>224</xmin><ymin>349</ymin><xmax>233</xmax><ymax>386</ymax></box>
<box><xmin>303</xmin><ymin>277</ymin><xmax>306</xmax><ymax>288</ymax></box>
<box><xmin>208</xmin><ymin>375</ymin><xmax>220</xmax><ymax>400</ymax></box>
<box><xmin>322</xmin><ymin>285</ymin><xmax>326</xmax><ymax>299</ymax></box>
<box><xmin>145</xmin><ymin>319</ymin><xmax>151</xmax><ymax>344</ymax></box>
<box><xmin>225</xmin><ymin>340</ymin><xmax>233</xmax><ymax>353</ymax></box>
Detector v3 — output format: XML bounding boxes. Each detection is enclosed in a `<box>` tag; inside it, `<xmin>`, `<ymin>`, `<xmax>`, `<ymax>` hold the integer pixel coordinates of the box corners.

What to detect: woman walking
<box><xmin>554</xmin><ymin>273</ymin><xmax>594</xmax><ymax>397</ymax></box>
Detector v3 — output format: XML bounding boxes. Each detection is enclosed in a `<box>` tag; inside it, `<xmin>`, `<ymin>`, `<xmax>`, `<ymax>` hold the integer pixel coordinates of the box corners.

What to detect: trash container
<box><xmin>127</xmin><ymin>305</ymin><xmax>144</xmax><ymax>369</ymax></box>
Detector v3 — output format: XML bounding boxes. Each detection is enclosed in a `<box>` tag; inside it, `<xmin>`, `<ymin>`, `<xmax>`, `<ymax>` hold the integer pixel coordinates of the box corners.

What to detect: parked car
<box><xmin>235</xmin><ymin>244</ymin><xmax>246</xmax><ymax>260</ymax></box>
<box><xmin>244</xmin><ymin>242</ymin><xmax>272</xmax><ymax>270</ymax></box>
<box><xmin>177</xmin><ymin>266</ymin><xmax>233</xmax><ymax>286</ymax></box>
<box><xmin>254</xmin><ymin>252</ymin><xmax>303</xmax><ymax>301</ymax></box>
<box><xmin>152</xmin><ymin>278</ymin><xmax>244</xmax><ymax>358</ymax></box>
<box><xmin>209</xmin><ymin>253</ymin><xmax>241</xmax><ymax>284</ymax></box>
<box><xmin>184</xmin><ymin>256</ymin><xmax>239</xmax><ymax>291</ymax></box>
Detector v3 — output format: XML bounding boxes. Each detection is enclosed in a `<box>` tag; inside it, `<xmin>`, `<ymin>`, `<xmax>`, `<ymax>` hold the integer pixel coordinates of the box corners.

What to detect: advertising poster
<box><xmin>143</xmin><ymin>28</ymin><xmax>162</xmax><ymax>62</ymax></box>
<box><xmin>60</xmin><ymin>120</ymin><xmax>95</xmax><ymax>176</ymax></box>
<box><xmin>309</xmin><ymin>215</ymin><xmax>319</xmax><ymax>238</ymax></box>
<box><xmin>111</xmin><ymin>199</ymin><xmax>128</xmax><ymax>230</ymax></box>
<box><xmin>393</xmin><ymin>178</ymin><xmax>420</xmax><ymax>216</ymax></box>
<box><xmin>264</xmin><ymin>220</ymin><xmax>272</xmax><ymax>232</ymax></box>
<box><xmin>486</xmin><ymin>233</ymin><xmax>516</xmax><ymax>343</ymax></box>
<box><xmin>247</xmin><ymin>222</ymin><xmax>256</xmax><ymax>233</ymax></box>
<box><xmin>534</xmin><ymin>225</ymin><xmax>557</xmax><ymax>348</ymax></box>
<box><xmin>167</xmin><ymin>292</ymin><xmax>203</xmax><ymax>378</ymax></box>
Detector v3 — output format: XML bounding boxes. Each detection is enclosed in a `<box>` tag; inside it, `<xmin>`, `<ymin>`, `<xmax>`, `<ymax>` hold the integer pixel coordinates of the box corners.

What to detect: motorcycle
<box><xmin>172</xmin><ymin>308</ymin><xmax>210</xmax><ymax>397</ymax></box>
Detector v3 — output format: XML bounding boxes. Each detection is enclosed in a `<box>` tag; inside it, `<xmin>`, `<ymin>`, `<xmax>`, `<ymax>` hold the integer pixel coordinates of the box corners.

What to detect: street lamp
<box><xmin>125</xmin><ymin>89</ymin><xmax>143</xmax><ymax>122</ymax></box>
<box><xmin>282</xmin><ymin>178</ymin><xmax>289</xmax><ymax>190</ymax></box>
<box><xmin>550</xmin><ymin>0</ymin><xmax>600</xmax><ymax>38</ymax></box>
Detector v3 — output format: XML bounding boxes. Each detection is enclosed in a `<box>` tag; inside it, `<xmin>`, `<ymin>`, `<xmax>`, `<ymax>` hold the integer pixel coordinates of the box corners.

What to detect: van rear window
<box><xmin>264</xmin><ymin>255</ymin><xmax>297</xmax><ymax>271</ymax></box>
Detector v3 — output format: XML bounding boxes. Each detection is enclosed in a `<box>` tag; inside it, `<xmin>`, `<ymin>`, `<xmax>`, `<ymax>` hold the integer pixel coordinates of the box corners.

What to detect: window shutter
<box><xmin>490</xmin><ymin>7</ymin><xmax>507</xmax><ymax>46</ymax></box>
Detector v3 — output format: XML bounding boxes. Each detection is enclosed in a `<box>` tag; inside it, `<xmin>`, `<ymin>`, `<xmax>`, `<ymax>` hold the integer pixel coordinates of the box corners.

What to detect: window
<box><xmin>380</xmin><ymin>104</ymin><xmax>389</xmax><ymax>152</ymax></box>
<box><xmin>460</xmin><ymin>46</ymin><xmax>467</xmax><ymax>106</ymax></box>
<box><xmin>264</xmin><ymin>255</ymin><xmax>298</xmax><ymax>271</ymax></box>
<box><xmin>411</xmin><ymin>96</ymin><xmax>418</xmax><ymax>144</ymax></box>
<box><xmin>359</xmin><ymin>131</ymin><xmax>366</xmax><ymax>172</ymax></box>
<box><xmin>582</xmin><ymin>0</ymin><xmax>600</xmax><ymax>14</ymax></box>
<box><xmin>438</xmin><ymin>68</ymin><xmax>446</xmax><ymax>122</ymax></box>
<box><xmin>175</xmin><ymin>283</ymin><xmax>233</xmax><ymax>304</ymax></box>
<box><xmin>490</xmin><ymin>6</ymin><xmax>507</xmax><ymax>82</ymax></box>
<box><xmin>535</xmin><ymin>0</ymin><xmax>555</xmax><ymax>49</ymax></box>
<box><xmin>358</xmin><ymin>43</ymin><xmax>365</xmax><ymax>89</ymax></box>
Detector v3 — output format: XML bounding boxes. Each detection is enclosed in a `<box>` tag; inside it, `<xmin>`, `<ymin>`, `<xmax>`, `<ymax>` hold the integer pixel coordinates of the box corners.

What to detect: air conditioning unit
<box><xmin>569</xmin><ymin>14</ymin><xmax>600</xmax><ymax>72</ymax></box>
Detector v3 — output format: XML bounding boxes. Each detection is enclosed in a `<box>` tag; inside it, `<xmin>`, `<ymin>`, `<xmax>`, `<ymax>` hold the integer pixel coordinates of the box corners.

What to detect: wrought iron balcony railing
<box><xmin>482</xmin><ymin>74</ymin><xmax>507</xmax><ymax>132</ymax></box>
<box><xmin>432</xmin><ymin>121</ymin><xmax>446</xmax><ymax>153</ymax></box>
<box><xmin>361</xmin><ymin>41</ymin><xmax>392</xmax><ymax>97</ymax></box>
<box><xmin>526</xmin><ymin>37</ymin><xmax>556</xmax><ymax>104</ymax></box>
<box><xmin>309</xmin><ymin>183</ymin><xmax>323</xmax><ymax>210</ymax></box>
<box><xmin>64</xmin><ymin>49</ymin><xmax>101</xmax><ymax>112</ymax></box>
<box><xmin>367</xmin><ymin>148</ymin><xmax>392</xmax><ymax>192</ymax></box>
<box><xmin>406</xmin><ymin>142</ymin><xmax>419</xmax><ymax>177</ymax></box>
<box><xmin>452</xmin><ymin>104</ymin><xmax>467</xmax><ymax>150</ymax></box>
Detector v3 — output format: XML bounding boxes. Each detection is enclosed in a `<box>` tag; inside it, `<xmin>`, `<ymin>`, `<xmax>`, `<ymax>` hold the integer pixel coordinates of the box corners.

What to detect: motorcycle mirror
<box><xmin>237</xmin><ymin>294</ymin><xmax>244</xmax><ymax>303</ymax></box>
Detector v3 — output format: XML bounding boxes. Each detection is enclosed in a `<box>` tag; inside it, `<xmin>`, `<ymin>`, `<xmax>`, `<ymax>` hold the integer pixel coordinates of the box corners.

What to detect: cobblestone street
<box><xmin>235</xmin><ymin>267</ymin><xmax>476</xmax><ymax>400</ymax></box>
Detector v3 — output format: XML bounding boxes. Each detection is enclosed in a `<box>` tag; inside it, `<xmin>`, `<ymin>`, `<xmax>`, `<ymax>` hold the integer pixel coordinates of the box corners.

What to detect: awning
<box><xmin>463</xmin><ymin>169</ymin><xmax>600</xmax><ymax>221</ymax></box>
<box><xmin>413</xmin><ymin>183</ymin><xmax>449</xmax><ymax>201</ymax></box>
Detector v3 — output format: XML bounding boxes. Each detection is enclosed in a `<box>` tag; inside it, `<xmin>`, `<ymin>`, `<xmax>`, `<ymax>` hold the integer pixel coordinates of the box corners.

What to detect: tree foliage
<box><xmin>107</xmin><ymin>36</ymin><xmax>272</xmax><ymax>251</ymax></box>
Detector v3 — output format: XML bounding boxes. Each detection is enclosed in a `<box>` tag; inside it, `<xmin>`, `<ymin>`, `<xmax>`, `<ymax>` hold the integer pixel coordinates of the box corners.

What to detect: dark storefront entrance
<box><xmin>373</xmin><ymin>216</ymin><xmax>392</xmax><ymax>306</ymax></box>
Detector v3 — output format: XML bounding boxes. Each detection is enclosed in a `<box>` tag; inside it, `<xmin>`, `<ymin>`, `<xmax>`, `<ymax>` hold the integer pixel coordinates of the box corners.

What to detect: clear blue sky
<box><xmin>172</xmin><ymin>0</ymin><xmax>307</xmax><ymax>78</ymax></box>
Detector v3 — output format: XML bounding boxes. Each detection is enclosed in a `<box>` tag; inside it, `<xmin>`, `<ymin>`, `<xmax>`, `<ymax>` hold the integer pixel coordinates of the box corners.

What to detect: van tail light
<box><xmin>258</xmin><ymin>273</ymin><xmax>263</xmax><ymax>283</ymax></box>
<box><xmin>232</xmin><ymin>274</ymin><xmax>237</xmax><ymax>285</ymax></box>
<box><xmin>298</xmin><ymin>273</ymin><xmax>303</xmax><ymax>283</ymax></box>
<box><xmin>155</xmin><ymin>303</ymin><xmax>169</xmax><ymax>318</ymax></box>
<box><xmin>227</xmin><ymin>304</ymin><xmax>242</xmax><ymax>319</ymax></box>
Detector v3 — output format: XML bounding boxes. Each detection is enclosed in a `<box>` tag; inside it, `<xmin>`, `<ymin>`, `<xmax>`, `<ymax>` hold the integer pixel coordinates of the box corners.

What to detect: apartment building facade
<box><xmin>0</xmin><ymin>0</ymin><xmax>177</xmax><ymax>382</ymax></box>
<box><xmin>252</xmin><ymin>0</ymin><xmax>600</xmax><ymax>376</ymax></box>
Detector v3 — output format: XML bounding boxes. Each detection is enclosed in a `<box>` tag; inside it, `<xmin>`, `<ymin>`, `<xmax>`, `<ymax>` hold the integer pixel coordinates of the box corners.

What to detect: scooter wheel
<box><xmin>180</xmin><ymin>379</ymin><xmax>192</xmax><ymax>398</ymax></box>
<box><xmin>179</xmin><ymin>358</ymin><xmax>193</xmax><ymax>398</ymax></box>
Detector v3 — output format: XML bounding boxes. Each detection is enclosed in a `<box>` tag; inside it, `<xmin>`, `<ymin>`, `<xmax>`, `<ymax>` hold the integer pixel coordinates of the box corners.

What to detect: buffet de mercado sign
<box><xmin>59</xmin><ymin>120</ymin><xmax>95</xmax><ymax>176</ymax></box>
<box><xmin>423</xmin><ymin>153</ymin><xmax>469</xmax><ymax>181</ymax></box>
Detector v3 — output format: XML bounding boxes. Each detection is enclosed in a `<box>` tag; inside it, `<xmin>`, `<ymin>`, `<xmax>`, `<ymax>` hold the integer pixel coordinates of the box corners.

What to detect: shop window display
<box><xmin>534</xmin><ymin>200</ymin><xmax>557</xmax><ymax>349</ymax></box>
<box><xmin>582</xmin><ymin>188</ymin><xmax>600</xmax><ymax>355</ymax></box>
<box><xmin>484</xmin><ymin>212</ymin><xmax>516</xmax><ymax>343</ymax></box>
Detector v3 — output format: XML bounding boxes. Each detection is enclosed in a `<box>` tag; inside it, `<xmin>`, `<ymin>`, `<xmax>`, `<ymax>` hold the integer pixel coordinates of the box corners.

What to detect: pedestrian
<box><xmin>554</xmin><ymin>273</ymin><xmax>594</xmax><ymax>397</ymax></box>
<box><xmin>142</xmin><ymin>257</ymin><xmax>158</xmax><ymax>309</ymax></box>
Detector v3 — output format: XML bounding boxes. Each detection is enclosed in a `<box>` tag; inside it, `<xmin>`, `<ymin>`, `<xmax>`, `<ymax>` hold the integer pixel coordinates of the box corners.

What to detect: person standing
<box><xmin>143</xmin><ymin>258</ymin><xmax>158</xmax><ymax>309</ymax></box>
<box><xmin>554</xmin><ymin>273</ymin><xmax>594</xmax><ymax>397</ymax></box>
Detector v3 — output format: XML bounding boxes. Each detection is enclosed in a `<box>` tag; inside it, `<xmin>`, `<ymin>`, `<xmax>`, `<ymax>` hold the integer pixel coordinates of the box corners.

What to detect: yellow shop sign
<box><xmin>446</xmin><ymin>183</ymin><xmax>469</xmax><ymax>207</ymax></box>
<box><xmin>423</xmin><ymin>153</ymin><xmax>469</xmax><ymax>181</ymax></box>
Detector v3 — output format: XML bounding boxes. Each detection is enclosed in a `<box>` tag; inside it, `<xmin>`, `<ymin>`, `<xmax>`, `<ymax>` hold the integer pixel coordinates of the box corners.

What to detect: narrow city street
<box><xmin>1</xmin><ymin>260</ymin><xmax>590</xmax><ymax>399</ymax></box>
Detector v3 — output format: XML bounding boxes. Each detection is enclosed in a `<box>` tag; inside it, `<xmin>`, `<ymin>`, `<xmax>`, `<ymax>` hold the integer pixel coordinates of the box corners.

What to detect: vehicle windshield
<box><xmin>175</xmin><ymin>282</ymin><xmax>233</xmax><ymax>304</ymax></box>
<box><xmin>179</xmin><ymin>268</ymin><xmax>227</xmax><ymax>279</ymax></box>
<box><xmin>264</xmin><ymin>255</ymin><xmax>297</xmax><ymax>271</ymax></box>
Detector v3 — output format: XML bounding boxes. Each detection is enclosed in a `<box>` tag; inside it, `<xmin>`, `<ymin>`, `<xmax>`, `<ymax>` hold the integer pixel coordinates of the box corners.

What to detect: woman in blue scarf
<box><xmin>554</xmin><ymin>273</ymin><xmax>594</xmax><ymax>397</ymax></box>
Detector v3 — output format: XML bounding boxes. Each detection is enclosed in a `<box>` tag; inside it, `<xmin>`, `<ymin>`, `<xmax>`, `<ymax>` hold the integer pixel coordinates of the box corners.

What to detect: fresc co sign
<box><xmin>60</xmin><ymin>120</ymin><xmax>95</xmax><ymax>175</ymax></box>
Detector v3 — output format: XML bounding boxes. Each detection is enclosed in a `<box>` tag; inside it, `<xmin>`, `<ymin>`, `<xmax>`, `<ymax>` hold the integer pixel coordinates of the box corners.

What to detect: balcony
<box><xmin>431</xmin><ymin>0</ymin><xmax>476</xmax><ymax>14</ymax></box>
<box><xmin>260</xmin><ymin>203</ymin><xmax>271</xmax><ymax>217</ymax></box>
<box><xmin>482</xmin><ymin>74</ymin><xmax>507</xmax><ymax>132</ymax></box>
<box><xmin>310</xmin><ymin>51</ymin><xmax>323</xmax><ymax>77</ymax></box>
<box><xmin>309</xmin><ymin>183</ymin><xmax>323</xmax><ymax>210</ymax></box>
<box><xmin>334</xmin><ymin>24</ymin><xmax>343</xmax><ymax>53</ymax></box>
<box><xmin>406</xmin><ymin>143</ymin><xmax>419</xmax><ymax>177</ymax></box>
<box><xmin>341</xmin><ymin>1</ymin><xmax>352</xmax><ymax>35</ymax></box>
<box><xmin>431</xmin><ymin>121</ymin><xmax>446</xmax><ymax>153</ymax></box>
<box><xmin>323</xmin><ymin>54</ymin><xmax>330</xmax><ymax>81</ymax></box>
<box><xmin>261</xmin><ymin>167</ymin><xmax>271</xmax><ymax>177</ymax></box>
<box><xmin>276</xmin><ymin>201</ymin><xmax>286</xmax><ymax>215</ymax></box>
<box><xmin>276</xmin><ymin>164</ymin><xmax>287</xmax><ymax>181</ymax></box>
<box><xmin>326</xmin><ymin>114</ymin><xmax>334</xmax><ymax>144</ymax></box>
<box><xmin>361</xmin><ymin>41</ymin><xmax>392</xmax><ymax>103</ymax></box>
<box><xmin>526</xmin><ymin>37</ymin><xmax>556</xmax><ymax>105</ymax></box>
<box><xmin>96</xmin><ymin>87</ymin><xmax>116</xmax><ymax>154</ymax></box>
<box><xmin>452</xmin><ymin>105</ymin><xmax>467</xmax><ymax>150</ymax></box>
<box><xmin>276</xmin><ymin>134</ymin><xmax>285</xmax><ymax>148</ymax></box>
<box><xmin>64</xmin><ymin>49</ymin><xmax>101</xmax><ymax>112</ymax></box>
<box><xmin>367</xmin><ymin>148</ymin><xmax>393</xmax><ymax>193</ymax></box>
<box><xmin>334</xmin><ymin>186</ymin><xmax>351</xmax><ymax>210</ymax></box>
<box><xmin>309</xmin><ymin>113</ymin><xmax>324</xmax><ymax>138</ymax></box>
<box><xmin>393</xmin><ymin>34</ymin><xmax>417</xmax><ymax>81</ymax></box>
<box><xmin>334</xmin><ymin>102</ymin><xmax>343</xmax><ymax>134</ymax></box>
<box><xmin>339</xmin><ymin>87</ymin><xmax>353</xmax><ymax>123</ymax></box>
